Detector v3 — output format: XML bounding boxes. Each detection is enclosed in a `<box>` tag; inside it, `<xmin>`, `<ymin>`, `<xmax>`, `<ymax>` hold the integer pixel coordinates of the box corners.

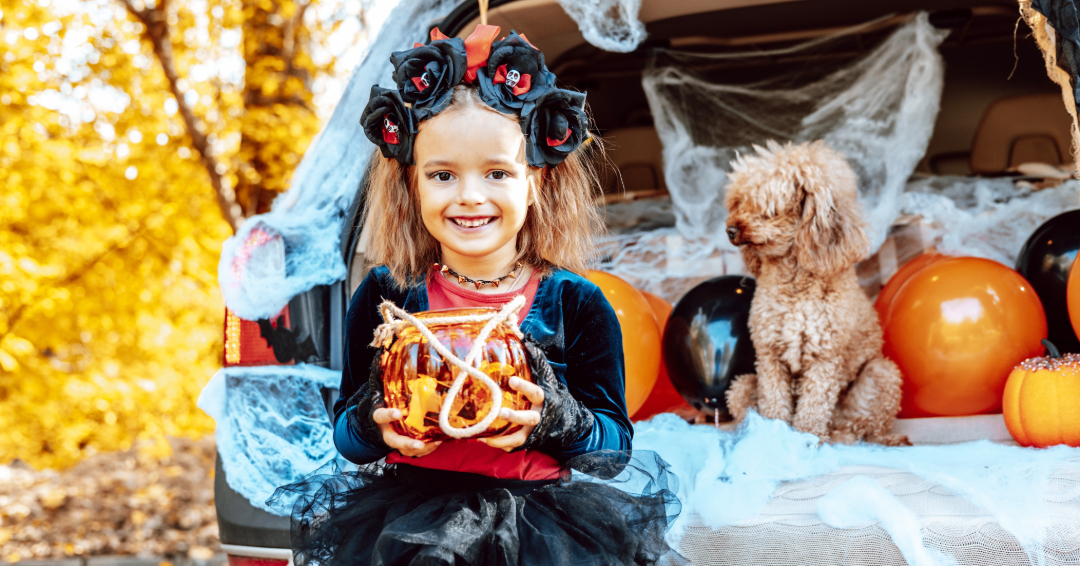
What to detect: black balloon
<box><xmin>1016</xmin><ymin>210</ymin><xmax>1080</xmax><ymax>354</ymax></box>
<box><xmin>662</xmin><ymin>276</ymin><xmax>757</xmax><ymax>417</ymax></box>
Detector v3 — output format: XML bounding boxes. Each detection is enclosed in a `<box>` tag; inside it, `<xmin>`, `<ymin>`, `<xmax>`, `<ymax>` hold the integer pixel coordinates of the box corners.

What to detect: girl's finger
<box><xmin>400</xmin><ymin>440</ymin><xmax>442</xmax><ymax>458</ymax></box>
<box><xmin>508</xmin><ymin>377</ymin><xmax>544</xmax><ymax>405</ymax></box>
<box><xmin>480</xmin><ymin>432</ymin><xmax>526</xmax><ymax>451</ymax></box>
<box><xmin>499</xmin><ymin>408</ymin><xmax>541</xmax><ymax>427</ymax></box>
<box><xmin>384</xmin><ymin>430</ymin><xmax>425</xmax><ymax>452</ymax></box>
<box><xmin>373</xmin><ymin>408</ymin><xmax>403</xmax><ymax>424</ymax></box>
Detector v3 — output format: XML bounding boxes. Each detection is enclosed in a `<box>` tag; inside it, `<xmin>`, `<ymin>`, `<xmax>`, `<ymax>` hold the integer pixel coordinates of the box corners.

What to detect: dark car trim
<box><xmin>435</xmin><ymin>0</ymin><xmax>522</xmax><ymax>37</ymax></box>
<box><xmin>215</xmin><ymin>454</ymin><xmax>292</xmax><ymax>547</ymax></box>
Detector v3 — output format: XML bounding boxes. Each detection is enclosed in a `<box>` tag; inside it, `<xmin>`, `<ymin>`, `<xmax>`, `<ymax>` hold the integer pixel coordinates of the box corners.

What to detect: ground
<box><xmin>0</xmin><ymin>436</ymin><xmax>219</xmax><ymax>562</ymax></box>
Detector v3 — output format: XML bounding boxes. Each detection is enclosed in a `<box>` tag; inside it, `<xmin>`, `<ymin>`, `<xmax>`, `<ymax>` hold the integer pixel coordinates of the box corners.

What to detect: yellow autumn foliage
<box><xmin>0</xmin><ymin>0</ymin><xmax>358</xmax><ymax>469</ymax></box>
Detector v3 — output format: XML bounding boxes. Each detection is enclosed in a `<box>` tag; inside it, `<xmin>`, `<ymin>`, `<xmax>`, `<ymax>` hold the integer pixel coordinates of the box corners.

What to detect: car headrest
<box><xmin>970</xmin><ymin>93</ymin><xmax>1072</xmax><ymax>174</ymax></box>
<box><xmin>602</xmin><ymin>126</ymin><xmax>666</xmax><ymax>194</ymax></box>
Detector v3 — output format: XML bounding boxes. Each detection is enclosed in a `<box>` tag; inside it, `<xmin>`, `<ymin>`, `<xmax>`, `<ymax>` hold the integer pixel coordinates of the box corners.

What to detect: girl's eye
<box><xmin>434</xmin><ymin>172</ymin><xmax>452</xmax><ymax>181</ymax></box>
<box><xmin>489</xmin><ymin>171</ymin><xmax>508</xmax><ymax>180</ymax></box>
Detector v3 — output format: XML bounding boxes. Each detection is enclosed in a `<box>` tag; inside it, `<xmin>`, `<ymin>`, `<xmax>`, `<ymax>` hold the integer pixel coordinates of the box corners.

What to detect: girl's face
<box><xmin>414</xmin><ymin>104</ymin><xmax>536</xmax><ymax>270</ymax></box>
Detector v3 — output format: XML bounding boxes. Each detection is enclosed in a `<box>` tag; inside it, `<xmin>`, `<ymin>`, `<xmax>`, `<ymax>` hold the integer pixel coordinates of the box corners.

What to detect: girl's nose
<box><xmin>456</xmin><ymin>176</ymin><xmax>487</xmax><ymax>205</ymax></box>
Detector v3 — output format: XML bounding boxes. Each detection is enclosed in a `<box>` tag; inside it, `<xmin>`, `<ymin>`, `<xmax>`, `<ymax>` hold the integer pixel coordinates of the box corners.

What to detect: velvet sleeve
<box><xmin>332</xmin><ymin>269</ymin><xmax>394</xmax><ymax>465</ymax></box>
<box><xmin>557</xmin><ymin>286</ymin><xmax>632</xmax><ymax>459</ymax></box>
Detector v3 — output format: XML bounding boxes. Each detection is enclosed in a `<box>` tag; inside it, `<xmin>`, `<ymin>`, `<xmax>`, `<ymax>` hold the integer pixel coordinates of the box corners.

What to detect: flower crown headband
<box><xmin>359</xmin><ymin>24</ymin><xmax>590</xmax><ymax>168</ymax></box>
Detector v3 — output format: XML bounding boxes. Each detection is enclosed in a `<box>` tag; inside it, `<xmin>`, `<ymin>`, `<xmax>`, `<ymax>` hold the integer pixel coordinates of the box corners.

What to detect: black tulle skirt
<box><xmin>266</xmin><ymin>451</ymin><xmax>684</xmax><ymax>566</ymax></box>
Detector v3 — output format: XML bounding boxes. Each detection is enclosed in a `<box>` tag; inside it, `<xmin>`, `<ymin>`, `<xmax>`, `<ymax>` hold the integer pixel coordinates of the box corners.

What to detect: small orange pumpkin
<box><xmin>1002</xmin><ymin>340</ymin><xmax>1080</xmax><ymax>448</ymax></box>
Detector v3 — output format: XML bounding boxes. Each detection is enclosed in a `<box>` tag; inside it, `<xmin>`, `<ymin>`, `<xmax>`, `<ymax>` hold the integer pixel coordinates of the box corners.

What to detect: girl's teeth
<box><xmin>454</xmin><ymin>217</ymin><xmax>492</xmax><ymax>228</ymax></box>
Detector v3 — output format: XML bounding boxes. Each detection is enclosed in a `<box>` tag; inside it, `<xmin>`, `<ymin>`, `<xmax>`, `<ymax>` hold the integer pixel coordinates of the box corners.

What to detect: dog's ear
<box><xmin>793</xmin><ymin>147</ymin><xmax>869</xmax><ymax>276</ymax></box>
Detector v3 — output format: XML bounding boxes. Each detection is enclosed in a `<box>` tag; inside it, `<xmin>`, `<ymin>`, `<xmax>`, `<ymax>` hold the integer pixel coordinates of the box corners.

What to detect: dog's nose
<box><xmin>726</xmin><ymin>225</ymin><xmax>741</xmax><ymax>244</ymax></box>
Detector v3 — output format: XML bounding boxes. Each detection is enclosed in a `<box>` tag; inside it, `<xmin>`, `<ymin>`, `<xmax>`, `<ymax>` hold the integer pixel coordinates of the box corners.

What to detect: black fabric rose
<box><xmin>520</xmin><ymin>88</ymin><xmax>589</xmax><ymax>167</ymax></box>
<box><xmin>477</xmin><ymin>31</ymin><xmax>556</xmax><ymax>113</ymax></box>
<box><xmin>360</xmin><ymin>85</ymin><xmax>416</xmax><ymax>164</ymax></box>
<box><xmin>389</xmin><ymin>38</ymin><xmax>467</xmax><ymax>120</ymax></box>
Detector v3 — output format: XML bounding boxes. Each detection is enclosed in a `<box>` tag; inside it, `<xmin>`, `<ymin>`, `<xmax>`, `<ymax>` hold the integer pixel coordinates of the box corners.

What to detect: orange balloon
<box><xmin>1069</xmin><ymin>258</ymin><xmax>1080</xmax><ymax>345</ymax></box>
<box><xmin>640</xmin><ymin>291</ymin><xmax>673</xmax><ymax>325</ymax></box>
<box><xmin>586</xmin><ymin>272</ymin><xmax>662</xmax><ymax>417</ymax></box>
<box><xmin>873</xmin><ymin>253</ymin><xmax>946</xmax><ymax>326</ymax></box>
<box><xmin>884</xmin><ymin>257</ymin><xmax>1047</xmax><ymax>417</ymax></box>
<box><xmin>632</xmin><ymin>291</ymin><xmax>695</xmax><ymax>420</ymax></box>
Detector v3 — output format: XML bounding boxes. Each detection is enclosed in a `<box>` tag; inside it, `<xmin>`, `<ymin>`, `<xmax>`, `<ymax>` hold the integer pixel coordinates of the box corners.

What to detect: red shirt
<box><xmin>384</xmin><ymin>270</ymin><xmax>561</xmax><ymax>480</ymax></box>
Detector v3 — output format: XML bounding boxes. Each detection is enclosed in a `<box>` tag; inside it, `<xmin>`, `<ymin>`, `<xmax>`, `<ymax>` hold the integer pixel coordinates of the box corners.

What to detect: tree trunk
<box><xmin>119</xmin><ymin>0</ymin><xmax>243</xmax><ymax>233</ymax></box>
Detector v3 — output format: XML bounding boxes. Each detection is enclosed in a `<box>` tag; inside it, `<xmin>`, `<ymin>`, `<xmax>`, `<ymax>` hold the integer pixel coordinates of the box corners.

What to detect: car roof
<box><xmin>440</xmin><ymin>0</ymin><xmax>1018</xmax><ymax>65</ymax></box>
<box><xmin>441</xmin><ymin>0</ymin><xmax>798</xmax><ymax>63</ymax></box>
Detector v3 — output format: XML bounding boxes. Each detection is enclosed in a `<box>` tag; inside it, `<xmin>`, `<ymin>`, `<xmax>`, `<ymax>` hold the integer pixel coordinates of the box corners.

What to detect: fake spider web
<box><xmin>555</xmin><ymin>0</ymin><xmax>647</xmax><ymax>53</ymax></box>
<box><xmin>636</xmin><ymin>413</ymin><xmax>1080</xmax><ymax>566</ymax></box>
<box><xmin>644</xmin><ymin>13</ymin><xmax>947</xmax><ymax>253</ymax></box>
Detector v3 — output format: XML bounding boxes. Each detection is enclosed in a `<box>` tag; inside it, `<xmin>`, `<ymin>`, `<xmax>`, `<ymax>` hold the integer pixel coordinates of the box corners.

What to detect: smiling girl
<box><xmin>269</xmin><ymin>26</ymin><xmax>681</xmax><ymax>566</ymax></box>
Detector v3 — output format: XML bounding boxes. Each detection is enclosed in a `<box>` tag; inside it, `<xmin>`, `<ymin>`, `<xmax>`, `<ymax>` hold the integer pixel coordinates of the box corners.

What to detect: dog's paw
<box><xmin>725</xmin><ymin>373</ymin><xmax>759</xmax><ymax>422</ymax></box>
<box><xmin>792</xmin><ymin>414</ymin><xmax>830</xmax><ymax>438</ymax></box>
<box><xmin>868</xmin><ymin>433</ymin><xmax>911</xmax><ymax>447</ymax></box>
<box><xmin>827</xmin><ymin>429</ymin><xmax>859</xmax><ymax>445</ymax></box>
<box><xmin>758</xmin><ymin>404</ymin><xmax>793</xmax><ymax>424</ymax></box>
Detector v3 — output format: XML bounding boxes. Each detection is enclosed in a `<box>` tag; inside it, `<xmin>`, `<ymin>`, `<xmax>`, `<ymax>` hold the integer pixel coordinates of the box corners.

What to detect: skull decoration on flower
<box><xmin>382</xmin><ymin>117</ymin><xmax>399</xmax><ymax>144</ymax></box>
<box><xmin>505</xmin><ymin>69</ymin><xmax>521</xmax><ymax>88</ymax></box>
<box><xmin>375</xmin><ymin>301</ymin><xmax>534</xmax><ymax>443</ymax></box>
<box><xmin>477</xmin><ymin>30</ymin><xmax>555</xmax><ymax>114</ymax></box>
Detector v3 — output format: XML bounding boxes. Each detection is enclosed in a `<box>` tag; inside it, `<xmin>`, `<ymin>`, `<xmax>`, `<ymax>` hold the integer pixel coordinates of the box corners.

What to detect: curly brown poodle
<box><xmin>723</xmin><ymin>140</ymin><xmax>908</xmax><ymax>446</ymax></box>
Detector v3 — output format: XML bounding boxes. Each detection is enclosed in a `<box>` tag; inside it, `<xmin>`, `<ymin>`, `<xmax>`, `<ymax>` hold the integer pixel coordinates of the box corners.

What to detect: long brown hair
<box><xmin>360</xmin><ymin>85</ymin><xmax>605</xmax><ymax>288</ymax></box>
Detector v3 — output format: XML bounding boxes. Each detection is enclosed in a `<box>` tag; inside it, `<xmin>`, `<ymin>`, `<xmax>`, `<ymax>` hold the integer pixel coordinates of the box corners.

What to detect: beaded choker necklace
<box><xmin>435</xmin><ymin>261</ymin><xmax>523</xmax><ymax>290</ymax></box>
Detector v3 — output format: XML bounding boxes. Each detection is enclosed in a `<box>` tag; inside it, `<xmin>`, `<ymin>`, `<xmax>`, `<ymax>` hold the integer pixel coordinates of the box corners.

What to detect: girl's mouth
<box><xmin>451</xmin><ymin>217</ymin><xmax>496</xmax><ymax>228</ymax></box>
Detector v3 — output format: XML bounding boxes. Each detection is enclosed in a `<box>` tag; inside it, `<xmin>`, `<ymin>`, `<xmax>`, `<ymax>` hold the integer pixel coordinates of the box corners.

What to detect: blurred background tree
<box><xmin>0</xmin><ymin>0</ymin><xmax>370</xmax><ymax>469</ymax></box>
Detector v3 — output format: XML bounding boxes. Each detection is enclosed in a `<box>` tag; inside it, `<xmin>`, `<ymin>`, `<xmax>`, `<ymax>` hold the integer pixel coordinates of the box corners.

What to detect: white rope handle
<box><xmin>374</xmin><ymin>296</ymin><xmax>526</xmax><ymax>439</ymax></box>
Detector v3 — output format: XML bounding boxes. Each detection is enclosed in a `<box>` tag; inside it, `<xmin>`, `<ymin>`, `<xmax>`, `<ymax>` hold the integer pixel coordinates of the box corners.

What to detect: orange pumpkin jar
<box><xmin>1002</xmin><ymin>343</ymin><xmax>1080</xmax><ymax>448</ymax></box>
<box><xmin>381</xmin><ymin>307</ymin><xmax>533</xmax><ymax>443</ymax></box>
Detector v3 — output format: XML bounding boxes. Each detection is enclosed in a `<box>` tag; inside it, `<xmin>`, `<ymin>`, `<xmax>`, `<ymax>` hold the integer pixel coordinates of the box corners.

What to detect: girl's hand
<box><xmin>480</xmin><ymin>376</ymin><xmax>545</xmax><ymax>452</ymax></box>
<box><xmin>372</xmin><ymin>408</ymin><xmax>443</xmax><ymax>458</ymax></box>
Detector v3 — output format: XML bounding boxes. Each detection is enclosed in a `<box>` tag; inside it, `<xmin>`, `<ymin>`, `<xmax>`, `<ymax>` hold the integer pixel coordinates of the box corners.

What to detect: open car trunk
<box><xmin>211</xmin><ymin>0</ymin><xmax>1080</xmax><ymax>564</ymax></box>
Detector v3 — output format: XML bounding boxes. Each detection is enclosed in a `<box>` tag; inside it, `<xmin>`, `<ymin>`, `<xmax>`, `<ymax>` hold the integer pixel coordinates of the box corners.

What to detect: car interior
<box><xmin>475</xmin><ymin>0</ymin><xmax>1062</xmax><ymax>182</ymax></box>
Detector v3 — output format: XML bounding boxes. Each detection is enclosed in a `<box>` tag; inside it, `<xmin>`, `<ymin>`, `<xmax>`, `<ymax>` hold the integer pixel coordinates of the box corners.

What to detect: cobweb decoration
<box><xmin>597</xmin><ymin>227</ymin><xmax>745</xmax><ymax>304</ymax></box>
<box><xmin>197</xmin><ymin>364</ymin><xmax>349</xmax><ymax>513</ymax></box>
<box><xmin>902</xmin><ymin>177</ymin><xmax>1080</xmax><ymax>264</ymax></box>
<box><xmin>598</xmin><ymin>178</ymin><xmax>1080</xmax><ymax>306</ymax></box>
<box><xmin>217</xmin><ymin>0</ymin><xmax>461</xmax><ymax>321</ymax></box>
<box><xmin>635</xmin><ymin>413</ymin><xmax>1080</xmax><ymax>566</ymax></box>
<box><xmin>642</xmin><ymin>13</ymin><xmax>948</xmax><ymax>255</ymax></box>
<box><xmin>555</xmin><ymin>0</ymin><xmax>647</xmax><ymax>53</ymax></box>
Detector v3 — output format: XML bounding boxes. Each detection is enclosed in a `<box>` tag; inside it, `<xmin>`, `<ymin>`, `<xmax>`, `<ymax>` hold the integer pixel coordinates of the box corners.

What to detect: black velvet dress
<box><xmin>267</xmin><ymin>267</ymin><xmax>684</xmax><ymax>566</ymax></box>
